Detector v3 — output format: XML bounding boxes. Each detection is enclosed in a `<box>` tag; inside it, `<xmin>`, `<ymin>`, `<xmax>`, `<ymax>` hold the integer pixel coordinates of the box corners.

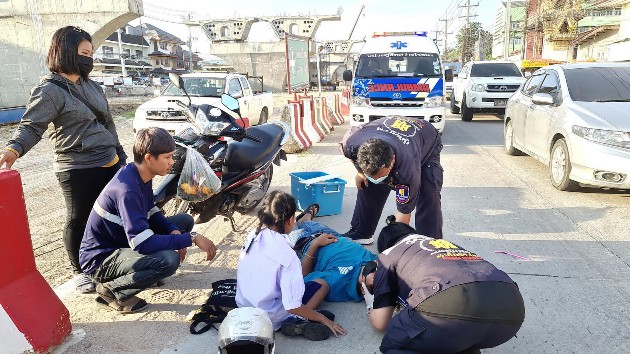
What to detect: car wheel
<box><xmin>504</xmin><ymin>119</ymin><xmax>521</xmax><ymax>156</ymax></box>
<box><xmin>450</xmin><ymin>95</ymin><xmax>460</xmax><ymax>114</ymax></box>
<box><xmin>461</xmin><ymin>95</ymin><xmax>473</xmax><ymax>121</ymax></box>
<box><xmin>550</xmin><ymin>139</ymin><xmax>580</xmax><ymax>191</ymax></box>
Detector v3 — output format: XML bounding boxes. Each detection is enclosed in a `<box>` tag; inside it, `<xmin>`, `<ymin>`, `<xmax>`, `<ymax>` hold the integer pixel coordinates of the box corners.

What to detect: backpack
<box><xmin>189</xmin><ymin>279</ymin><xmax>238</xmax><ymax>334</ymax></box>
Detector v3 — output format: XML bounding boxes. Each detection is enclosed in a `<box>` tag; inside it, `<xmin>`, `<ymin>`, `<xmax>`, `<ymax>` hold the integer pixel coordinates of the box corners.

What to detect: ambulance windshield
<box><xmin>356</xmin><ymin>53</ymin><xmax>442</xmax><ymax>78</ymax></box>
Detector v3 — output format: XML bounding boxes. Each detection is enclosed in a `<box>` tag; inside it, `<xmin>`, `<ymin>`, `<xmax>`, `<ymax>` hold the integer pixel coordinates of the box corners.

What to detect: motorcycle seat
<box><xmin>225</xmin><ymin>124</ymin><xmax>284</xmax><ymax>171</ymax></box>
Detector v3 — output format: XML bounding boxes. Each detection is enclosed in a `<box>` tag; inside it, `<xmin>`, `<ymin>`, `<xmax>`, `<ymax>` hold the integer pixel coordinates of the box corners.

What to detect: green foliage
<box><xmin>445</xmin><ymin>22</ymin><xmax>493</xmax><ymax>63</ymax></box>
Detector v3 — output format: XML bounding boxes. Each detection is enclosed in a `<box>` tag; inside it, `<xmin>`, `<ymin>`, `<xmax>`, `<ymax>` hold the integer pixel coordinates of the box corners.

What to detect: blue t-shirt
<box><xmin>79</xmin><ymin>163</ymin><xmax>192</xmax><ymax>274</ymax></box>
<box><xmin>297</xmin><ymin>224</ymin><xmax>377</xmax><ymax>302</ymax></box>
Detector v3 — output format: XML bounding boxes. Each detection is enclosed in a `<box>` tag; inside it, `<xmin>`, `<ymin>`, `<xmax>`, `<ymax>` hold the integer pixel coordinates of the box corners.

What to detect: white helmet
<box><xmin>218</xmin><ymin>307</ymin><xmax>275</xmax><ymax>354</ymax></box>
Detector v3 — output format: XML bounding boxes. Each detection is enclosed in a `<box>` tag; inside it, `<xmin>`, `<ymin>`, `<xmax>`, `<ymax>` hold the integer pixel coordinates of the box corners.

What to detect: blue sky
<box><xmin>135</xmin><ymin>0</ymin><xmax>503</xmax><ymax>59</ymax></box>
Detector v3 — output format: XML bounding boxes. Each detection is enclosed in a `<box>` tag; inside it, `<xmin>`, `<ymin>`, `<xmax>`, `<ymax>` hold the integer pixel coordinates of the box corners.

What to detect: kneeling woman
<box><xmin>236</xmin><ymin>191</ymin><xmax>346</xmax><ymax>341</ymax></box>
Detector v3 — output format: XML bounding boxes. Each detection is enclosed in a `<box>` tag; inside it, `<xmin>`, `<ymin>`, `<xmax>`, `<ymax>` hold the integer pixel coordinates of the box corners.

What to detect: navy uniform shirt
<box><xmin>372</xmin><ymin>234</ymin><xmax>515</xmax><ymax>310</ymax></box>
<box><xmin>342</xmin><ymin>117</ymin><xmax>442</xmax><ymax>214</ymax></box>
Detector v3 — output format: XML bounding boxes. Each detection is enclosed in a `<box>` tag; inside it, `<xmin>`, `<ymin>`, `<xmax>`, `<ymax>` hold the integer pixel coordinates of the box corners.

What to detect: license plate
<box><xmin>494</xmin><ymin>100</ymin><xmax>507</xmax><ymax>106</ymax></box>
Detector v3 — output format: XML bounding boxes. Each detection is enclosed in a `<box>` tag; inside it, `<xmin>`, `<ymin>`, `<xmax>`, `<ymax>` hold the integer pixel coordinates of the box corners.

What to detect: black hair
<box><xmin>356</xmin><ymin>138</ymin><xmax>394</xmax><ymax>176</ymax></box>
<box><xmin>47</xmin><ymin>26</ymin><xmax>92</xmax><ymax>78</ymax></box>
<box><xmin>377</xmin><ymin>215</ymin><xmax>418</xmax><ymax>253</ymax></box>
<box><xmin>133</xmin><ymin>127</ymin><xmax>176</xmax><ymax>163</ymax></box>
<box><xmin>256</xmin><ymin>191</ymin><xmax>297</xmax><ymax>234</ymax></box>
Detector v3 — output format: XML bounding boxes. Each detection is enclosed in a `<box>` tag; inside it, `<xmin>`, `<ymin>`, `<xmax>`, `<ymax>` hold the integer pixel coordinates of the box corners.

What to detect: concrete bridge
<box><xmin>0</xmin><ymin>0</ymin><xmax>143</xmax><ymax>111</ymax></box>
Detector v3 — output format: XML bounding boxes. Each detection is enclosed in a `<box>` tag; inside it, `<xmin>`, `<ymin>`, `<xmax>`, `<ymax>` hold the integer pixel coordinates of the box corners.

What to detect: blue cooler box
<box><xmin>290</xmin><ymin>172</ymin><xmax>347</xmax><ymax>216</ymax></box>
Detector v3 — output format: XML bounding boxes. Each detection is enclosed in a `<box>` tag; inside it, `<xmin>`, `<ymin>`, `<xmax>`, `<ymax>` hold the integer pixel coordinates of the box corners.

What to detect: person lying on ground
<box><xmin>236</xmin><ymin>191</ymin><xmax>347</xmax><ymax>341</ymax></box>
<box><xmin>360</xmin><ymin>216</ymin><xmax>525</xmax><ymax>354</ymax></box>
<box><xmin>79</xmin><ymin>127</ymin><xmax>217</xmax><ymax>314</ymax></box>
<box><xmin>286</xmin><ymin>203</ymin><xmax>378</xmax><ymax>303</ymax></box>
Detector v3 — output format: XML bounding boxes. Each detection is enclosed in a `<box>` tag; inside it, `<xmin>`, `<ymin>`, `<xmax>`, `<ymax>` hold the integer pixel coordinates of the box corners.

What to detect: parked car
<box><xmin>451</xmin><ymin>61</ymin><xmax>525</xmax><ymax>121</ymax></box>
<box><xmin>504</xmin><ymin>63</ymin><xmax>630</xmax><ymax>191</ymax></box>
<box><xmin>133</xmin><ymin>73</ymin><xmax>273</xmax><ymax>135</ymax></box>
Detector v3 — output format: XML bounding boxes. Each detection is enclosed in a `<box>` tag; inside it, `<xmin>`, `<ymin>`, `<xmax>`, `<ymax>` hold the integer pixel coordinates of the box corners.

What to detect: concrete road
<box><xmin>3</xmin><ymin>109</ymin><xmax>630</xmax><ymax>353</ymax></box>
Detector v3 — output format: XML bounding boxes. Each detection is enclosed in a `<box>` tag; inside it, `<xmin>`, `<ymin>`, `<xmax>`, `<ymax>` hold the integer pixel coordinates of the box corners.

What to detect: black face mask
<box><xmin>77</xmin><ymin>55</ymin><xmax>93</xmax><ymax>77</ymax></box>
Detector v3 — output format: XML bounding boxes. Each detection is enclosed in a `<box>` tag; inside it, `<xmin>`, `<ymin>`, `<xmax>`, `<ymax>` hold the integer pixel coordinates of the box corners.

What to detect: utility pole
<box><xmin>188</xmin><ymin>14</ymin><xmax>194</xmax><ymax>72</ymax></box>
<box><xmin>439</xmin><ymin>17</ymin><xmax>453</xmax><ymax>60</ymax></box>
<box><xmin>432</xmin><ymin>29</ymin><xmax>442</xmax><ymax>46</ymax></box>
<box><xmin>459</xmin><ymin>0</ymin><xmax>478</xmax><ymax>63</ymax></box>
<box><xmin>117</xmin><ymin>28</ymin><xmax>127</xmax><ymax>77</ymax></box>
<box><xmin>504</xmin><ymin>0</ymin><xmax>512</xmax><ymax>59</ymax></box>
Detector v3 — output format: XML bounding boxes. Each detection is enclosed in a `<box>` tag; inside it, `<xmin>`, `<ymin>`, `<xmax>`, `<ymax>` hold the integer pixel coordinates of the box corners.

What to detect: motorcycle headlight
<box><xmin>471</xmin><ymin>83</ymin><xmax>486</xmax><ymax>92</ymax></box>
<box><xmin>195</xmin><ymin>109</ymin><xmax>231</xmax><ymax>136</ymax></box>
<box><xmin>572</xmin><ymin>125</ymin><xmax>630</xmax><ymax>149</ymax></box>
<box><xmin>351</xmin><ymin>96</ymin><xmax>370</xmax><ymax>107</ymax></box>
<box><xmin>424</xmin><ymin>96</ymin><xmax>444</xmax><ymax>108</ymax></box>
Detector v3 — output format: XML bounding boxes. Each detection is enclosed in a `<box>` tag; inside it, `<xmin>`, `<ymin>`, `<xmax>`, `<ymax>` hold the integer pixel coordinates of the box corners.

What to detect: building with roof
<box><xmin>492</xmin><ymin>1</ymin><xmax>527</xmax><ymax>60</ymax></box>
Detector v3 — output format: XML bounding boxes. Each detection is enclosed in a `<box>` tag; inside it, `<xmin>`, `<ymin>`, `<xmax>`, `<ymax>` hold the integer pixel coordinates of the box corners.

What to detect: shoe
<box><xmin>281</xmin><ymin>318</ymin><xmax>331</xmax><ymax>341</ymax></box>
<box><xmin>317</xmin><ymin>309</ymin><xmax>335</xmax><ymax>321</ymax></box>
<box><xmin>296</xmin><ymin>203</ymin><xmax>320</xmax><ymax>223</ymax></box>
<box><xmin>73</xmin><ymin>273</ymin><xmax>96</xmax><ymax>293</ymax></box>
<box><xmin>95</xmin><ymin>283</ymin><xmax>148</xmax><ymax>314</ymax></box>
<box><xmin>343</xmin><ymin>228</ymin><xmax>374</xmax><ymax>245</ymax></box>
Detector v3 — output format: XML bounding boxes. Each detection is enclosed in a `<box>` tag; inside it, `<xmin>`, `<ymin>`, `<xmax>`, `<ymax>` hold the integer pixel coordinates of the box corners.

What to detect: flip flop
<box><xmin>95</xmin><ymin>294</ymin><xmax>148</xmax><ymax>314</ymax></box>
<box><xmin>296</xmin><ymin>203</ymin><xmax>320</xmax><ymax>223</ymax></box>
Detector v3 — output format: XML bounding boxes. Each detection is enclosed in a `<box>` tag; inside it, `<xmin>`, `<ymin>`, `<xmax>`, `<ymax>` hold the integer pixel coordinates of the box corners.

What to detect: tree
<box><xmin>453</xmin><ymin>22</ymin><xmax>493</xmax><ymax>62</ymax></box>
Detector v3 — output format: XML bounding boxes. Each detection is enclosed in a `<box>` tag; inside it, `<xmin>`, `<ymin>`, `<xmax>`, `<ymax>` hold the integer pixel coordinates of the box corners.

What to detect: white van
<box><xmin>343</xmin><ymin>32</ymin><xmax>446</xmax><ymax>133</ymax></box>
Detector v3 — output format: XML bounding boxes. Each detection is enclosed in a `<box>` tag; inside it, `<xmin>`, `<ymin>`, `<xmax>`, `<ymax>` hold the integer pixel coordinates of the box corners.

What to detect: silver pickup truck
<box><xmin>133</xmin><ymin>73</ymin><xmax>273</xmax><ymax>134</ymax></box>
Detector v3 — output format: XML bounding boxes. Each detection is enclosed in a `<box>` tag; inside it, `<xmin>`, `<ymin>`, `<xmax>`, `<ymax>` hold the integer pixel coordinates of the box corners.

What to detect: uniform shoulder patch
<box><xmin>395</xmin><ymin>184</ymin><xmax>410</xmax><ymax>204</ymax></box>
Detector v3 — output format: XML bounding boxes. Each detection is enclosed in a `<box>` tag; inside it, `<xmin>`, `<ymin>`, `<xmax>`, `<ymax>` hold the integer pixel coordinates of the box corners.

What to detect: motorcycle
<box><xmin>154</xmin><ymin>73</ymin><xmax>289</xmax><ymax>230</ymax></box>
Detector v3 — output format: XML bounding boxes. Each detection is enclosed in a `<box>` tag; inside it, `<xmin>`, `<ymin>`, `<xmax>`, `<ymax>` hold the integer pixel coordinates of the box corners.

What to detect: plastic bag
<box><xmin>177</xmin><ymin>147</ymin><xmax>221</xmax><ymax>202</ymax></box>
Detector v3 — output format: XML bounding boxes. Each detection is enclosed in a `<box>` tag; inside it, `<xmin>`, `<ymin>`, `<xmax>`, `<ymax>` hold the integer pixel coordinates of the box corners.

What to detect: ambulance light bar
<box><xmin>372</xmin><ymin>31</ymin><xmax>428</xmax><ymax>38</ymax></box>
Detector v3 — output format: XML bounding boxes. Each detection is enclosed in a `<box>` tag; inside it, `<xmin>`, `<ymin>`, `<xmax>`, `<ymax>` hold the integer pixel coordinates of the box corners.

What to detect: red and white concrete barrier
<box><xmin>285</xmin><ymin>102</ymin><xmax>312</xmax><ymax>152</ymax></box>
<box><xmin>340</xmin><ymin>88</ymin><xmax>350</xmax><ymax>116</ymax></box>
<box><xmin>314</xmin><ymin>97</ymin><xmax>333</xmax><ymax>134</ymax></box>
<box><xmin>300</xmin><ymin>96</ymin><xmax>324</xmax><ymax>143</ymax></box>
<box><xmin>0</xmin><ymin>170</ymin><xmax>72</xmax><ymax>353</ymax></box>
<box><xmin>328</xmin><ymin>94</ymin><xmax>345</xmax><ymax>125</ymax></box>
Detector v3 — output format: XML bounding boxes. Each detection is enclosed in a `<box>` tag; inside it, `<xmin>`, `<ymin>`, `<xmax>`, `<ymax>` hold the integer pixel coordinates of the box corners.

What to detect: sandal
<box><xmin>296</xmin><ymin>203</ymin><xmax>320</xmax><ymax>223</ymax></box>
<box><xmin>95</xmin><ymin>294</ymin><xmax>148</xmax><ymax>314</ymax></box>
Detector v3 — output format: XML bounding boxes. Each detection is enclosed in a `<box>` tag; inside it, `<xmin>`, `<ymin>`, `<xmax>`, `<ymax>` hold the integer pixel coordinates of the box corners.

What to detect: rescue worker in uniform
<box><xmin>340</xmin><ymin>115</ymin><xmax>443</xmax><ymax>244</ymax></box>
<box><xmin>361</xmin><ymin>217</ymin><xmax>525</xmax><ymax>354</ymax></box>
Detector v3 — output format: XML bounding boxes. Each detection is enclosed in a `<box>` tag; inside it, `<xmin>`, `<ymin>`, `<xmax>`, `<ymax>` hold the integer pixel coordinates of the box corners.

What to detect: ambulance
<box><xmin>342</xmin><ymin>32</ymin><xmax>446</xmax><ymax>133</ymax></box>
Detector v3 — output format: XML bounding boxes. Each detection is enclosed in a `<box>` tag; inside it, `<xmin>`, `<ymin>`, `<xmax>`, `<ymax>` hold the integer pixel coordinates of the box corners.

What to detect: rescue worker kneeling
<box><xmin>361</xmin><ymin>217</ymin><xmax>525</xmax><ymax>354</ymax></box>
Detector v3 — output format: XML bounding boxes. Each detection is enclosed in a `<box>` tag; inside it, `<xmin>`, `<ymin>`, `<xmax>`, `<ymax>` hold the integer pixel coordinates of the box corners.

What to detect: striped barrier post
<box><xmin>327</xmin><ymin>94</ymin><xmax>345</xmax><ymax>125</ymax></box>
<box><xmin>300</xmin><ymin>97</ymin><xmax>324</xmax><ymax>143</ymax></box>
<box><xmin>0</xmin><ymin>170</ymin><xmax>72</xmax><ymax>354</ymax></box>
<box><xmin>340</xmin><ymin>88</ymin><xmax>350</xmax><ymax>116</ymax></box>
<box><xmin>272</xmin><ymin>103</ymin><xmax>311</xmax><ymax>154</ymax></box>
<box><xmin>313</xmin><ymin>97</ymin><xmax>333</xmax><ymax>135</ymax></box>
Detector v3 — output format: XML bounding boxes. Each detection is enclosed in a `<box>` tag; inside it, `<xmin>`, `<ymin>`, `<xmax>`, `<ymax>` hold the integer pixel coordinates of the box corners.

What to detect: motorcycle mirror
<box><xmin>169</xmin><ymin>73</ymin><xmax>191</xmax><ymax>106</ymax></box>
<box><xmin>221</xmin><ymin>94</ymin><xmax>240</xmax><ymax>115</ymax></box>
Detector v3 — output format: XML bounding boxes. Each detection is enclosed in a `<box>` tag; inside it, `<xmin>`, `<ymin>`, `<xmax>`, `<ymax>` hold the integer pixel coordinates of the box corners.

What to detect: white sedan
<box><xmin>504</xmin><ymin>63</ymin><xmax>630</xmax><ymax>191</ymax></box>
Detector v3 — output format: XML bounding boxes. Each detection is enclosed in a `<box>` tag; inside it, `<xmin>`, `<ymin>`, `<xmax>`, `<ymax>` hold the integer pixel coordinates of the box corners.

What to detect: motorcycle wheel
<box><xmin>236</xmin><ymin>165</ymin><xmax>273</xmax><ymax>214</ymax></box>
<box><xmin>161</xmin><ymin>197</ymin><xmax>190</xmax><ymax>218</ymax></box>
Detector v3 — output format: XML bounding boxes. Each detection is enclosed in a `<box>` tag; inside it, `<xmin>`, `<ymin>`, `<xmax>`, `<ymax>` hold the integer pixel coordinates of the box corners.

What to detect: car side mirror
<box><xmin>343</xmin><ymin>70</ymin><xmax>353</xmax><ymax>81</ymax></box>
<box><xmin>532</xmin><ymin>93</ymin><xmax>554</xmax><ymax>105</ymax></box>
<box><xmin>444</xmin><ymin>69</ymin><xmax>454</xmax><ymax>82</ymax></box>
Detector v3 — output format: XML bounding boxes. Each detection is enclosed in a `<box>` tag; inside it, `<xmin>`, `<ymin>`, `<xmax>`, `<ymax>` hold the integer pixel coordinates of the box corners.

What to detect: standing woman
<box><xmin>0</xmin><ymin>26</ymin><xmax>127</xmax><ymax>293</ymax></box>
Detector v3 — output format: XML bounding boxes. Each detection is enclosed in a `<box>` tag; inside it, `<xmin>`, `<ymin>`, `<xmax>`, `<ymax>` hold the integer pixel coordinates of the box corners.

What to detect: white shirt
<box><xmin>236</xmin><ymin>228</ymin><xmax>305</xmax><ymax>330</ymax></box>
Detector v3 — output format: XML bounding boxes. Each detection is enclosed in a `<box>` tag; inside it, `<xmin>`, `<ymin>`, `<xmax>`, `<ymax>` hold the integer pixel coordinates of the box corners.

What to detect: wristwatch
<box><xmin>190</xmin><ymin>231</ymin><xmax>198</xmax><ymax>244</ymax></box>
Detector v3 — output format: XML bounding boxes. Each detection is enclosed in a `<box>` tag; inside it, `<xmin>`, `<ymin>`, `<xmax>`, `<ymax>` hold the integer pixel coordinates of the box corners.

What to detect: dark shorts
<box><xmin>302</xmin><ymin>281</ymin><xmax>322</xmax><ymax>304</ymax></box>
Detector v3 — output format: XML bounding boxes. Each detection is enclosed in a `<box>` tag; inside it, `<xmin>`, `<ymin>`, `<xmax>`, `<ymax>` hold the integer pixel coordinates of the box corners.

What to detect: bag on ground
<box><xmin>177</xmin><ymin>147</ymin><xmax>221</xmax><ymax>202</ymax></box>
<box><xmin>188</xmin><ymin>279</ymin><xmax>238</xmax><ymax>334</ymax></box>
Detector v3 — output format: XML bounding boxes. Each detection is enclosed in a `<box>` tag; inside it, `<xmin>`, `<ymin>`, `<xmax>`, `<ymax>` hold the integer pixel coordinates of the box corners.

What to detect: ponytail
<box><xmin>255</xmin><ymin>191</ymin><xmax>297</xmax><ymax>234</ymax></box>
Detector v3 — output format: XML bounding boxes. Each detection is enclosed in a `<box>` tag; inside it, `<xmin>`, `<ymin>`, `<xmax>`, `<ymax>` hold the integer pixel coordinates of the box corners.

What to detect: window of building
<box><xmin>102</xmin><ymin>46</ymin><xmax>114</xmax><ymax>54</ymax></box>
<box><xmin>135</xmin><ymin>50</ymin><xmax>142</xmax><ymax>59</ymax></box>
<box><xmin>289</xmin><ymin>23</ymin><xmax>299</xmax><ymax>35</ymax></box>
<box><xmin>123</xmin><ymin>49</ymin><xmax>130</xmax><ymax>58</ymax></box>
<box><xmin>159</xmin><ymin>42</ymin><xmax>167</xmax><ymax>50</ymax></box>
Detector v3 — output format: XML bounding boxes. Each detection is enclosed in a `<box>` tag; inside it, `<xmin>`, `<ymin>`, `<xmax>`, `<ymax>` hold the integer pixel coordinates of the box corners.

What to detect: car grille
<box><xmin>485</xmin><ymin>84</ymin><xmax>520</xmax><ymax>93</ymax></box>
<box><xmin>145</xmin><ymin>110</ymin><xmax>187</xmax><ymax>121</ymax></box>
<box><xmin>370</xmin><ymin>97</ymin><xmax>425</xmax><ymax>107</ymax></box>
